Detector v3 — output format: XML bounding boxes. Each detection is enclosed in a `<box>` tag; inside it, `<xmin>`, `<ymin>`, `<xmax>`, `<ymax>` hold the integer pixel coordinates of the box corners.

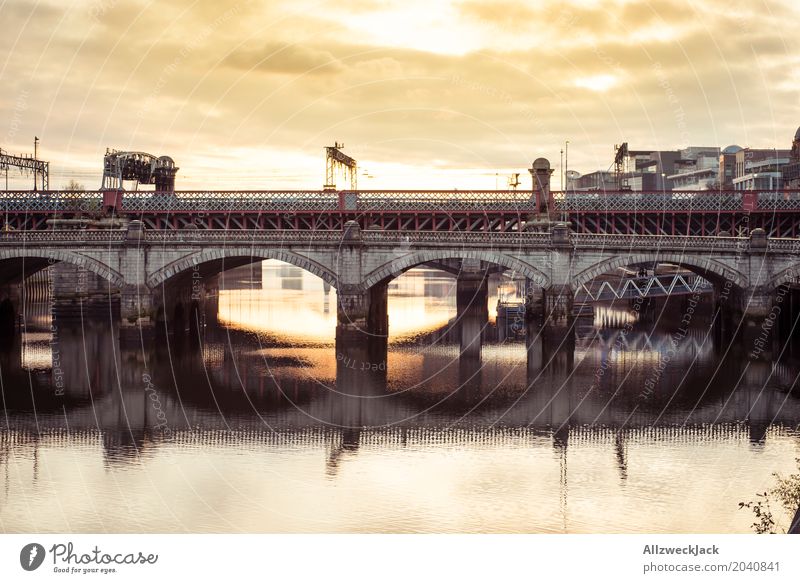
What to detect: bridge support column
<box><xmin>456</xmin><ymin>260</ymin><xmax>489</xmax><ymax>361</ymax></box>
<box><xmin>544</xmin><ymin>285</ymin><xmax>573</xmax><ymax>327</ymax></box>
<box><xmin>150</xmin><ymin>275</ymin><xmax>217</xmax><ymax>336</ymax></box>
<box><xmin>526</xmin><ymin>320</ymin><xmax>544</xmax><ymax>373</ymax></box>
<box><xmin>724</xmin><ymin>286</ymin><xmax>785</xmax><ymax>360</ymax></box>
<box><xmin>0</xmin><ymin>282</ymin><xmax>20</xmax><ymax>337</ymax></box>
<box><xmin>120</xmin><ymin>285</ymin><xmax>154</xmax><ymax>329</ymax></box>
<box><xmin>337</xmin><ymin>282</ymin><xmax>389</xmax><ymax>336</ymax></box>
<box><xmin>367</xmin><ymin>282</ymin><xmax>389</xmax><ymax>336</ymax></box>
<box><xmin>542</xmin><ymin>285</ymin><xmax>575</xmax><ymax>371</ymax></box>
<box><xmin>119</xmin><ymin>221</ymin><xmax>154</xmax><ymax>334</ymax></box>
<box><xmin>332</xmin><ymin>326</ymin><xmax>388</xmax><ymax>433</ymax></box>
<box><xmin>456</xmin><ymin>265</ymin><xmax>489</xmax><ymax>318</ymax></box>
<box><xmin>524</xmin><ymin>281</ymin><xmax>545</xmax><ymax>324</ymax></box>
<box><xmin>456</xmin><ymin>264</ymin><xmax>489</xmax><ymax>358</ymax></box>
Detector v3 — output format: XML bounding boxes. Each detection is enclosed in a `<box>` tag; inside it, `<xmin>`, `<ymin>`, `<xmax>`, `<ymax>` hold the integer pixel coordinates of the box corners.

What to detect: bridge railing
<box><xmin>143</xmin><ymin>229</ymin><xmax>347</xmax><ymax>243</ymax></box>
<box><xmin>120</xmin><ymin>191</ymin><xmax>340</xmax><ymax>212</ymax></box>
<box><xmin>767</xmin><ymin>238</ymin><xmax>800</xmax><ymax>252</ymax></box>
<box><xmin>354</xmin><ymin>190</ymin><xmax>534</xmax><ymax>211</ymax></box>
<box><xmin>0</xmin><ymin>229</ymin><xmax>126</xmax><ymax>243</ymax></box>
<box><xmin>360</xmin><ymin>230</ymin><xmax>552</xmax><ymax>245</ymax></box>
<box><xmin>570</xmin><ymin>232</ymin><xmax>750</xmax><ymax>251</ymax></box>
<box><xmin>4</xmin><ymin>189</ymin><xmax>800</xmax><ymax>213</ymax></box>
<box><xmin>0</xmin><ymin>191</ymin><xmax>103</xmax><ymax>213</ymax></box>
<box><xmin>0</xmin><ymin>228</ymin><xmax>790</xmax><ymax>253</ymax></box>
<box><xmin>553</xmin><ymin>190</ymin><xmax>800</xmax><ymax>211</ymax></box>
<box><xmin>552</xmin><ymin>191</ymin><xmax>745</xmax><ymax>211</ymax></box>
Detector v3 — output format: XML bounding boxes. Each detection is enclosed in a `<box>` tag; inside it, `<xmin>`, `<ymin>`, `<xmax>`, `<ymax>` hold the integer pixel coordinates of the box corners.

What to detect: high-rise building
<box><xmin>718</xmin><ymin>145</ymin><xmax>742</xmax><ymax>188</ymax></box>
<box><xmin>624</xmin><ymin>149</ymin><xmax>681</xmax><ymax>191</ymax></box>
<box><xmin>785</xmin><ymin>126</ymin><xmax>800</xmax><ymax>189</ymax></box>
<box><xmin>667</xmin><ymin>147</ymin><xmax>721</xmax><ymax>190</ymax></box>
<box><xmin>732</xmin><ymin>147</ymin><xmax>791</xmax><ymax>191</ymax></box>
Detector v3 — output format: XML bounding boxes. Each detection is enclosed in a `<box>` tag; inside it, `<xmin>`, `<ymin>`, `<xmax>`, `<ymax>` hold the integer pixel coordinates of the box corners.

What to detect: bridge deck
<box><xmin>2</xmin><ymin>189</ymin><xmax>800</xmax><ymax>236</ymax></box>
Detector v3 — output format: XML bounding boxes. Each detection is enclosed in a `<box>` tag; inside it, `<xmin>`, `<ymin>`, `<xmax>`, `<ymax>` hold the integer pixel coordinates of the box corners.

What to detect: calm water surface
<box><xmin>1</xmin><ymin>262</ymin><xmax>799</xmax><ymax>533</ymax></box>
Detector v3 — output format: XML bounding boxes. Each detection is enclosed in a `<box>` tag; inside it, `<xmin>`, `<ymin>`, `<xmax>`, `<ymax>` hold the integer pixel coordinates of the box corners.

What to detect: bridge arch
<box><xmin>0</xmin><ymin>248</ymin><xmax>126</xmax><ymax>288</ymax></box>
<box><xmin>361</xmin><ymin>250</ymin><xmax>550</xmax><ymax>290</ymax></box>
<box><xmin>146</xmin><ymin>247</ymin><xmax>339</xmax><ymax>289</ymax></box>
<box><xmin>764</xmin><ymin>263</ymin><xmax>800</xmax><ymax>291</ymax></box>
<box><xmin>570</xmin><ymin>252</ymin><xmax>748</xmax><ymax>291</ymax></box>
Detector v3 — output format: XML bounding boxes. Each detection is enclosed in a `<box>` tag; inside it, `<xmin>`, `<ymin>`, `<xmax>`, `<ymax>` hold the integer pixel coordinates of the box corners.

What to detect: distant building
<box><xmin>732</xmin><ymin>147</ymin><xmax>791</xmax><ymax>191</ymax></box>
<box><xmin>718</xmin><ymin>145</ymin><xmax>742</xmax><ymax>188</ymax></box>
<box><xmin>624</xmin><ymin>149</ymin><xmax>681</xmax><ymax>191</ymax></box>
<box><xmin>565</xmin><ymin>170</ymin><xmax>616</xmax><ymax>192</ymax></box>
<box><xmin>784</xmin><ymin>126</ymin><xmax>800</xmax><ymax>189</ymax></box>
<box><xmin>667</xmin><ymin>147</ymin><xmax>721</xmax><ymax>191</ymax></box>
<box><xmin>567</xmin><ymin>148</ymin><xmax>680</xmax><ymax>192</ymax></box>
<box><xmin>569</xmin><ymin>128</ymin><xmax>800</xmax><ymax>193</ymax></box>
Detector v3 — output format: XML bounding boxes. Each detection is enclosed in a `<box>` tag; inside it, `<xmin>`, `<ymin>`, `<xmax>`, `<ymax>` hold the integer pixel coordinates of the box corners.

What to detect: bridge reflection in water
<box><xmin>1</xmin><ymin>262</ymin><xmax>799</xmax><ymax>533</ymax></box>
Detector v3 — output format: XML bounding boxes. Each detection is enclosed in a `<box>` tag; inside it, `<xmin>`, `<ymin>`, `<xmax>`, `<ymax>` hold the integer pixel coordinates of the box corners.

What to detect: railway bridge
<box><xmin>1</xmin><ymin>222</ymin><xmax>799</xmax><ymax>339</ymax></box>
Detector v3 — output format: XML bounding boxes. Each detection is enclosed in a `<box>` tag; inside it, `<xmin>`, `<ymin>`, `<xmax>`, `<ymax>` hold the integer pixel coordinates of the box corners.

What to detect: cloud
<box><xmin>0</xmin><ymin>0</ymin><xmax>797</xmax><ymax>189</ymax></box>
<box><xmin>224</xmin><ymin>43</ymin><xmax>344</xmax><ymax>75</ymax></box>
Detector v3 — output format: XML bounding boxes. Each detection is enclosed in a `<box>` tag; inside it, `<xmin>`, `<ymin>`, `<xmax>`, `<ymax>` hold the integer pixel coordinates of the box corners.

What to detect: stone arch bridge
<box><xmin>0</xmin><ymin>222</ymin><xmax>798</xmax><ymax>334</ymax></box>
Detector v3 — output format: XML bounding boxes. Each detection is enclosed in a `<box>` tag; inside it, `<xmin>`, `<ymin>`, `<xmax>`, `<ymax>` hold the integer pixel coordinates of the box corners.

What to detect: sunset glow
<box><xmin>2</xmin><ymin>0</ymin><xmax>797</xmax><ymax>191</ymax></box>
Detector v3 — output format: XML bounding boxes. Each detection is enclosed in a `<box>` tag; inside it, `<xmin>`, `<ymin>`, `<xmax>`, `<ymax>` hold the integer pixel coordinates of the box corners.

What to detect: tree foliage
<box><xmin>740</xmin><ymin>458</ymin><xmax>800</xmax><ymax>533</ymax></box>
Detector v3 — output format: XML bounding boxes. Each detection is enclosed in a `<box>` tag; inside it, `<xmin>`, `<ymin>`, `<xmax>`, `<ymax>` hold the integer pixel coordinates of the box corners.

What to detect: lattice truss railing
<box><xmin>2</xmin><ymin>229</ymin><xmax>795</xmax><ymax>253</ymax></box>
<box><xmin>554</xmin><ymin>191</ymin><xmax>800</xmax><ymax>211</ymax></box>
<box><xmin>577</xmin><ymin>274</ymin><xmax>712</xmax><ymax>302</ymax></box>
<box><xmin>354</xmin><ymin>191</ymin><xmax>534</xmax><ymax>211</ymax></box>
<box><xmin>554</xmin><ymin>191</ymin><xmax>744</xmax><ymax>211</ymax></box>
<box><xmin>0</xmin><ymin>190</ymin><xmax>535</xmax><ymax>213</ymax></box>
<box><xmin>2</xmin><ymin>190</ymin><xmax>800</xmax><ymax>212</ymax></box>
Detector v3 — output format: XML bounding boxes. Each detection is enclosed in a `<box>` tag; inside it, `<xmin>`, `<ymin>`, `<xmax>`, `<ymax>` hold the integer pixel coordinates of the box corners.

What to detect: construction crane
<box><xmin>101</xmin><ymin>149</ymin><xmax>178</xmax><ymax>191</ymax></box>
<box><xmin>324</xmin><ymin>142</ymin><xmax>357</xmax><ymax>190</ymax></box>
<box><xmin>507</xmin><ymin>173</ymin><xmax>521</xmax><ymax>190</ymax></box>
<box><xmin>0</xmin><ymin>137</ymin><xmax>49</xmax><ymax>191</ymax></box>
<box><xmin>613</xmin><ymin>142</ymin><xmax>628</xmax><ymax>190</ymax></box>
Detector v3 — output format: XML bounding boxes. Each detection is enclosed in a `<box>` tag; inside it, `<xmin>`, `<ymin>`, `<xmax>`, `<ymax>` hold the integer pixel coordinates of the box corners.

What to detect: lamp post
<box><xmin>33</xmin><ymin>136</ymin><xmax>39</xmax><ymax>191</ymax></box>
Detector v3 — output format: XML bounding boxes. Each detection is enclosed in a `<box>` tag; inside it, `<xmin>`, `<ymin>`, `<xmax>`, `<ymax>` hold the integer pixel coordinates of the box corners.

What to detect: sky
<box><xmin>1</xmin><ymin>0</ymin><xmax>798</xmax><ymax>190</ymax></box>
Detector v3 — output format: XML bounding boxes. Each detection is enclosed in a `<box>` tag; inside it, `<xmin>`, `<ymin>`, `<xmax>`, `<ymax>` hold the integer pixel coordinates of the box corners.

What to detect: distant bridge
<box><xmin>576</xmin><ymin>273</ymin><xmax>713</xmax><ymax>302</ymax></box>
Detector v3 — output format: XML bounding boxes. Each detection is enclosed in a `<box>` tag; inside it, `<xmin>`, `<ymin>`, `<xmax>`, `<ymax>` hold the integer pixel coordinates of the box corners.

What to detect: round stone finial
<box><xmin>532</xmin><ymin>157</ymin><xmax>551</xmax><ymax>170</ymax></box>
